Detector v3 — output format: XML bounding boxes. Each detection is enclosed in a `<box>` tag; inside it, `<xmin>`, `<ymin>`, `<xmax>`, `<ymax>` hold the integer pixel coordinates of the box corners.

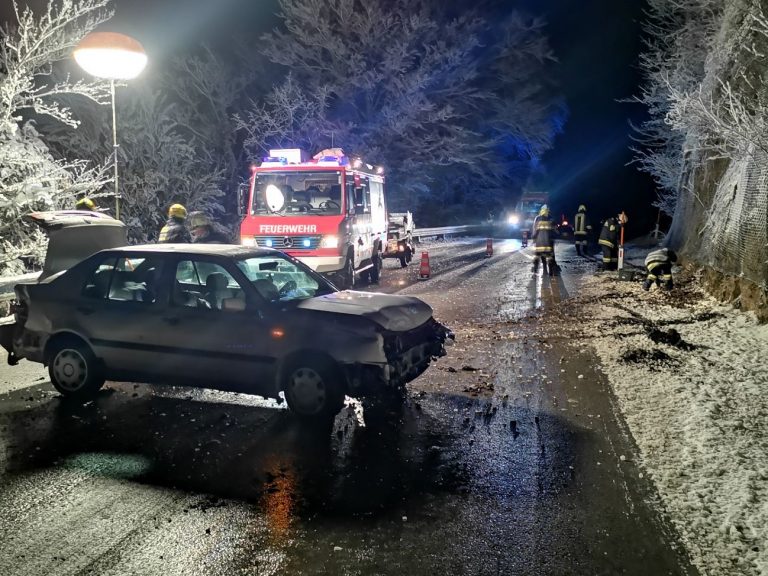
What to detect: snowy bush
<box><xmin>0</xmin><ymin>0</ymin><xmax>113</xmax><ymax>274</ymax></box>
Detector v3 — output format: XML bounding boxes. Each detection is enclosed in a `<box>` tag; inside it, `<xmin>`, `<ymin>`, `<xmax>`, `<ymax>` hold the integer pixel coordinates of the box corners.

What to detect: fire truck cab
<box><xmin>240</xmin><ymin>148</ymin><xmax>387</xmax><ymax>288</ymax></box>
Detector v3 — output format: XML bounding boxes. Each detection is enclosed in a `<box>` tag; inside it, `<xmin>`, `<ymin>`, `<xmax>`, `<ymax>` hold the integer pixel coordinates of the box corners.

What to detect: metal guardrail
<box><xmin>412</xmin><ymin>224</ymin><xmax>483</xmax><ymax>240</ymax></box>
<box><xmin>0</xmin><ymin>226</ymin><xmax>482</xmax><ymax>303</ymax></box>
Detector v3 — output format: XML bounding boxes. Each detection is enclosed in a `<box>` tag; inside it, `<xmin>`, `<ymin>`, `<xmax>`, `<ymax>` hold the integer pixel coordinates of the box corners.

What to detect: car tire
<box><xmin>283</xmin><ymin>355</ymin><xmax>345</xmax><ymax>420</ymax></box>
<box><xmin>47</xmin><ymin>338</ymin><xmax>105</xmax><ymax>399</ymax></box>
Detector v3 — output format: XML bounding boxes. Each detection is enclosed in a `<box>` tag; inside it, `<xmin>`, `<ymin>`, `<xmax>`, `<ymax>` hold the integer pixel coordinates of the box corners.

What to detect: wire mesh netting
<box><xmin>678</xmin><ymin>150</ymin><xmax>768</xmax><ymax>289</ymax></box>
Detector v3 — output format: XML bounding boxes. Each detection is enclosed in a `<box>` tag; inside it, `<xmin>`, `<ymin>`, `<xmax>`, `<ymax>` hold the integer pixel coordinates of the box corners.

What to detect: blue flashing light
<box><xmin>302</xmin><ymin>238</ymin><xmax>311</xmax><ymax>247</ymax></box>
<box><xmin>265</xmin><ymin>238</ymin><xmax>274</xmax><ymax>247</ymax></box>
<box><xmin>261</xmin><ymin>156</ymin><xmax>287</xmax><ymax>165</ymax></box>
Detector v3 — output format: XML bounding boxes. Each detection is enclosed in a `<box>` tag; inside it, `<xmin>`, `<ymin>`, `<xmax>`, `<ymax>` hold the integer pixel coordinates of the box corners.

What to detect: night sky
<box><xmin>4</xmin><ymin>0</ymin><xmax>661</xmax><ymax>232</ymax></box>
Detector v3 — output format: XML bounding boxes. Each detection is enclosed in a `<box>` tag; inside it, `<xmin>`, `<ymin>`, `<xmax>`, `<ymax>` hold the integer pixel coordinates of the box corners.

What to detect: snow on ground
<box><xmin>561</xmin><ymin>246</ymin><xmax>768</xmax><ymax>576</ymax></box>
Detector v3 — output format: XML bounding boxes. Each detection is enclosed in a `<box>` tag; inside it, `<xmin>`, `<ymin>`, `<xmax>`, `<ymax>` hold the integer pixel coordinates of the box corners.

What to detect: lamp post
<box><xmin>74</xmin><ymin>32</ymin><xmax>147</xmax><ymax>220</ymax></box>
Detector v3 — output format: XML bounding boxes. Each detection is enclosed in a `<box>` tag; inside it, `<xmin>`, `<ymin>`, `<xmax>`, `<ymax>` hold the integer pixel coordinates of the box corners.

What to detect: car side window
<box><xmin>173</xmin><ymin>260</ymin><xmax>246</xmax><ymax>311</ymax></box>
<box><xmin>106</xmin><ymin>257</ymin><xmax>164</xmax><ymax>304</ymax></box>
<box><xmin>82</xmin><ymin>258</ymin><xmax>118</xmax><ymax>300</ymax></box>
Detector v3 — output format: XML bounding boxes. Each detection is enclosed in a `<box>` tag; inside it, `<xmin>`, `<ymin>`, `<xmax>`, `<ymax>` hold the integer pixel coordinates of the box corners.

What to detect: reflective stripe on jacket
<box><xmin>574</xmin><ymin>212</ymin><xmax>591</xmax><ymax>236</ymax></box>
<box><xmin>598</xmin><ymin>217</ymin><xmax>618</xmax><ymax>249</ymax></box>
<box><xmin>532</xmin><ymin>215</ymin><xmax>556</xmax><ymax>253</ymax></box>
<box><xmin>645</xmin><ymin>248</ymin><xmax>673</xmax><ymax>270</ymax></box>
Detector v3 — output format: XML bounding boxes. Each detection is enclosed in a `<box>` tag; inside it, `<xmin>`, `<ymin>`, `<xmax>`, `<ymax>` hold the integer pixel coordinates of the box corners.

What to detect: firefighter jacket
<box><xmin>574</xmin><ymin>212</ymin><xmax>591</xmax><ymax>237</ymax></box>
<box><xmin>644</xmin><ymin>248</ymin><xmax>676</xmax><ymax>271</ymax></box>
<box><xmin>158</xmin><ymin>217</ymin><xmax>191</xmax><ymax>243</ymax></box>
<box><xmin>192</xmin><ymin>224</ymin><xmax>231</xmax><ymax>244</ymax></box>
<box><xmin>532</xmin><ymin>215</ymin><xmax>557</xmax><ymax>253</ymax></box>
<box><xmin>598</xmin><ymin>217</ymin><xmax>619</xmax><ymax>249</ymax></box>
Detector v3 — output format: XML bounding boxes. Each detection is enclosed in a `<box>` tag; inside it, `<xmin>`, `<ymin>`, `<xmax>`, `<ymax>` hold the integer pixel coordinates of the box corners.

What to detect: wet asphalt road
<box><xmin>0</xmin><ymin>239</ymin><xmax>697</xmax><ymax>576</ymax></box>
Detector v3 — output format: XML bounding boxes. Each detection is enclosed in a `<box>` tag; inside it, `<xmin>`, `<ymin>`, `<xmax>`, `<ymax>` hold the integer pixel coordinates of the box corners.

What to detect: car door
<box><xmin>76</xmin><ymin>253</ymin><xmax>171</xmax><ymax>377</ymax></box>
<box><xmin>158</xmin><ymin>257</ymin><xmax>277</xmax><ymax>394</ymax></box>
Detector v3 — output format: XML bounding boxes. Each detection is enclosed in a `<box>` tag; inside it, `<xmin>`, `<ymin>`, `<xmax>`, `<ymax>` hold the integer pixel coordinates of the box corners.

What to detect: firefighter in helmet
<box><xmin>75</xmin><ymin>197</ymin><xmax>99</xmax><ymax>212</ymax></box>
<box><xmin>573</xmin><ymin>204</ymin><xmax>592</xmax><ymax>256</ymax></box>
<box><xmin>188</xmin><ymin>211</ymin><xmax>231</xmax><ymax>244</ymax></box>
<box><xmin>643</xmin><ymin>247</ymin><xmax>677</xmax><ymax>291</ymax></box>
<box><xmin>531</xmin><ymin>204</ymin><xmax>558</xmax><ymax>276</ymax></box>
<box><xmin>158</xmin><ymin>204</ymin><xmax>191</xmax><ymax>243</ymax></box>
<box><xmin>598</xmin><ymin>214</ymin><xmax>620</xmax><ymax>270</ymax></box>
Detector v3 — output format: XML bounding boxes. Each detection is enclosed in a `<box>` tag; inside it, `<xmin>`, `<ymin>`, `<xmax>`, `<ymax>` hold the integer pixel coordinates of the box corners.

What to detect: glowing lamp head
<box><xmin>265</xmin><ymin>184</ymin><xmax>286</xmax><ymax>212</ymax></box>
<box><xmin>74</xmin><ymin>32</ymin><xmax>147</xmax><ymax>80</ymax></box>
<box><xmin>507</xmin><ymin>214</ymin><xmax>520</xmax><ymax>226</ymax></box>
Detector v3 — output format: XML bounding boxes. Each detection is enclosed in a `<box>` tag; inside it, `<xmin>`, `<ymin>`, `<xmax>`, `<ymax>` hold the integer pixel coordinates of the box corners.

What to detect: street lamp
<box><xmin>74</xmin><ymin>32</ymin><xmax>147</xmax><ymax>220</ymax></box>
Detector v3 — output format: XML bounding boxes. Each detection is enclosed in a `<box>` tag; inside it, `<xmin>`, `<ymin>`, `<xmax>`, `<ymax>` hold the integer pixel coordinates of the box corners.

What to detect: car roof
<box><xmin>102</xmin><ymin>244</ymin><xmax>278</xmax><ymax>258</ymax></box>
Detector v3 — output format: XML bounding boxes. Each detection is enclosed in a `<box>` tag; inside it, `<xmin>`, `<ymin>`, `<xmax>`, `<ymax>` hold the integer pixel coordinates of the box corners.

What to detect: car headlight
<box><xmin>507</xmin><ymin>215</ymin><xmax>520</xmax><ymax>226</ymax></box>
<box><xmin>241</xmin><ymin>236</ymin><xmax>257</xmax><ymax>247</ymax></box>
<box><xmin>320</xmin><ymin>235</ymin><xmax>339</xmax><ymax>248</ymax></box>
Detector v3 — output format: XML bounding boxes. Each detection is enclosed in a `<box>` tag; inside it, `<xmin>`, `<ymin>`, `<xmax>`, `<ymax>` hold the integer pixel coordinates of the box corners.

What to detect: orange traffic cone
<box><xmin>418</xmin><ymin>251</ymin><xmax>431</xmax><ymax>280</ymax></box>
<box><xmin>486</xmin><ymin>238</ymin><xmax>493</xmax><ymax>258</ymax></box>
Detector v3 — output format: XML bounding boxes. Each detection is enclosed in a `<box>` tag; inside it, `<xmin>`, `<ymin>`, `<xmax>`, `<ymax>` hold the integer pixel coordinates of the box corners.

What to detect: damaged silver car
<box><xmin>1</xmin><ymin>243</ymin><xmax>452</xmax><ymax>419</ymax></box>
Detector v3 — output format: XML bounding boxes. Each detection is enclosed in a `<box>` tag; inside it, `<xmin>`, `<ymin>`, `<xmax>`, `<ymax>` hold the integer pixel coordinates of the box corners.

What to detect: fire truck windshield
<box><xmin>252</xmin><ymin>172</ymin><xmax>343</xmax><ymax>216</ymax></box>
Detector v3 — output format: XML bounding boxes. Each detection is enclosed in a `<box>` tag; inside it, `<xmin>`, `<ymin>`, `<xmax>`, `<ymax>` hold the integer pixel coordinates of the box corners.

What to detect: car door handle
<box><xmin>76</xmin><ymin>306</ymin><xmax>94</xmax><ymax>316</ymax></box>
<box><xmin>162</xmin><ymin>316</ymin><xmax>181</xmax><ymax>326</ymax></box>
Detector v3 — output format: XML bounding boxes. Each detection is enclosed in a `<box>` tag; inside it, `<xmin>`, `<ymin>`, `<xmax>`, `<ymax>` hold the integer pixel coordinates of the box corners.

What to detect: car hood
<box><xmin>297</xmin><ymin>290</ymin><xmax>433</xmax><ymax>332</ymax></box>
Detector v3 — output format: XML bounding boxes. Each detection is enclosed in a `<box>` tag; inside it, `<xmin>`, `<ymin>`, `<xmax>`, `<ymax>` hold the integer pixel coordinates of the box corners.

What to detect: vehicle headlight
<box><xmin>241</xmin><ymin>236</ymin><xmax>257</xmax><ymax>247</ymax></box>
<box><xmin>507</xmin><ymin>215</ymin><xmax>520</xmax><ymax>226</ymax></box>
<box><xmin>320</xmin><ymin>235</ymin><xmax>339</xmax><ymax>248</ymax></box>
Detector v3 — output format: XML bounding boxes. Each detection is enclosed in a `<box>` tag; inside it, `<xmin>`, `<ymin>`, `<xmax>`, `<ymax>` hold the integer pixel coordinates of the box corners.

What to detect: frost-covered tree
<box><xmin>0</xmin><ymin>0</ymin><xmax>113</xmax><ymax>274</ymax></box>
<box><xmin>235</xmin><ymin>0</ymin><xmax>563</xmax><ymax>217</ymax></box>
<box><xmin>631</xmin><ymin>0</ymin><xmax>724</xmax><ymax>216</ymax></box>
<box><xmin>45</xmin><ymin>45</ymin><xmax>255</xmax><ymax>242</ymax></box>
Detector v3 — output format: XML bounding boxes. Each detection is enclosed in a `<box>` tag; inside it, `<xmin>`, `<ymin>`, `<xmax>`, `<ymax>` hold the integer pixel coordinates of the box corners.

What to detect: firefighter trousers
<box><xmin>644</xmin><ymin>262</ymin><xmax>672</xmax><ymax>290</ymax></box>
<box><xmin>601</xmin><ymin>245</ymin><xmax>618</xmax><ymax>270</ymax></box>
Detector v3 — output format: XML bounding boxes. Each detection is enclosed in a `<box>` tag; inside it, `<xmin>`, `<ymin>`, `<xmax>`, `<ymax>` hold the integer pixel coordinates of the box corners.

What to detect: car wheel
<box><xmin>283</xmin><ymin>355</ymin><xmax>345</xmax><ymax>420</ymax></box>
<box><xmin>48</xmin><ymin>339</ymin><xmax>104</xmax><ymax>399</ymax></box>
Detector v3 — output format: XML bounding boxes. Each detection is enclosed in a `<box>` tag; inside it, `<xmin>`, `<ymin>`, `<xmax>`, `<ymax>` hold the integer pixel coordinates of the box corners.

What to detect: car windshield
<box><xmin>236</xmin><ymin>254</ymin><xmax>335</xmax><ymax>302</ymax></box>
<box><xmin>251</xmin><ymin>171</ymin><xmax>344</xmax><ymax>216</ymax></box>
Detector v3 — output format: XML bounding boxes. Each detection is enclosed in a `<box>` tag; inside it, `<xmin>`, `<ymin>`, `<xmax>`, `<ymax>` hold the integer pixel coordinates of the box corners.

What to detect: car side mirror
<box><xmin>237</xmin><ymin>182</ymin><xmax>249</xmax><ymax>217</ymax></box>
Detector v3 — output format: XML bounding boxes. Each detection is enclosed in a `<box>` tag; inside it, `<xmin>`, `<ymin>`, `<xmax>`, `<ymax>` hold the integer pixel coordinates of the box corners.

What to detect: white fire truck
<box><xmin>240</xmin><ymin>148</ymin><xmax>387</xmax><ymax>288</ymax></box>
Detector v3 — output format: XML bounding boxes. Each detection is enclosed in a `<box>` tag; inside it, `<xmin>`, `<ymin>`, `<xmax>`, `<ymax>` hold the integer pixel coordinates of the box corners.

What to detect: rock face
<box><xmin>701</xmin><ymin>267</ymin><xmax>768</xmax><ymax>323</ymax></box>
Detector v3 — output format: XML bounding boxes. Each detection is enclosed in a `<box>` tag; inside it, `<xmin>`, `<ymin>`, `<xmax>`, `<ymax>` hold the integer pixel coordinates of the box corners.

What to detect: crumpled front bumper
<box><xmin>344</xmin><ymin>318</ymin><xmax>454</xmax><ymax>396</ymax></box>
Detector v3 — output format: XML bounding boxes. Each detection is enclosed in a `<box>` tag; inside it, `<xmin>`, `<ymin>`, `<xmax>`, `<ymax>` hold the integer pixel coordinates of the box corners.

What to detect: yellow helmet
<box><xmin>578</xmin><ymin>204</ymin><xmax>586</xmax><ymax>212</ymax></box>
<box><xmin>168</xmin><ymin>204</ymin><xmax>187</xmax><ymax>219</ymax></box>
<box><xmin>538</xmin><ymin>204</ymin><xmax>550</xmax><ymax>217</ymax></box>
<box><xmin>76</xmin><ymin>197</ymin><xmax>97</xmax><ymax>211</ymax></box>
